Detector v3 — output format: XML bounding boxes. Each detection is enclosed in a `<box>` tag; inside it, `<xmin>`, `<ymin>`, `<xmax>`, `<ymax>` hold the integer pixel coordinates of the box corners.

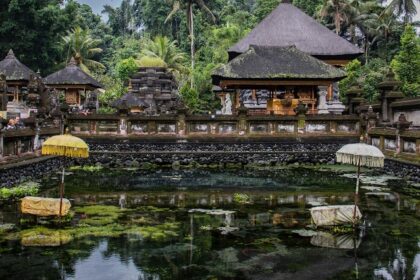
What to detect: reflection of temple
<box><xmin>43</xmin><ymin>57</ymin><xmax>102</xmax><ymax>112</ymax></box>
<box><xmin>212</xmin><ymin>2</ymin><xmax>362</xmax><ymax>116</ymax></box>
<box><xmin>114</xmin><ymin>66</ymin><xmax>179</xmax><ymax>115</ymax></box>
<box><xmin>0</xmin><ymin>50</ymin><xmax>48</xmax><ymax>118</ymax></box>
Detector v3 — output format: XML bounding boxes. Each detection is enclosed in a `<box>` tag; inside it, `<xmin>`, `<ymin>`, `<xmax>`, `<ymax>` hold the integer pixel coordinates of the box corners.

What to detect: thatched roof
<box><xmin>228</xmin><ymin>3</ymin><xmax>362</xmax><ymax>60</ymax></box>
<box><xmin>213</xmin><ymin>45</ymin><xmax>346</xmax><ymax>84</ymax></box>
<box><xmin>43</xmin><ymin>57</ymin><xmax>102</xmax><ymax>88</ymax></box>
<box><xmin>0</xmin><ymin>49</ymin><xmax>37</xmax><ymax>81</ymax></box>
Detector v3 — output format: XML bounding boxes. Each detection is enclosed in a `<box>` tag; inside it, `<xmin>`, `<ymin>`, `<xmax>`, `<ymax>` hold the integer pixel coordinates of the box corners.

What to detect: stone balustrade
<box><xmin>67</xmin><ymin>113</ymin><xmax>361</xmax><ymax>140</ymax></box>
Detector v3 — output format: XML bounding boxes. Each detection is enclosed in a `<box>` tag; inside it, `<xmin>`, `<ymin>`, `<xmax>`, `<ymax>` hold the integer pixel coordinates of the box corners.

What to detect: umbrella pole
<box><xmin>354</xmin><ymin>157</ymin><xmax>361</xmax><ymax>223</ymax></box>
<box><xmin>59</xmin><ymin>166</ymin><xmax>65</xmax><ymax>222</ymax></box>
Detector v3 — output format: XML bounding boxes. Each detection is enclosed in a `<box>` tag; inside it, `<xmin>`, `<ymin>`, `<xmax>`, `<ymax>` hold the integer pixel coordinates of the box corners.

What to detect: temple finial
<box><xmin>6</xmin><ymin>49</ymin><xmax>15</xmax><ymax>59</ymax></box>
<box><xmin>68</xmin><ymin>57</ymin><xmax>77</xmax><ymax>66</ymax></box>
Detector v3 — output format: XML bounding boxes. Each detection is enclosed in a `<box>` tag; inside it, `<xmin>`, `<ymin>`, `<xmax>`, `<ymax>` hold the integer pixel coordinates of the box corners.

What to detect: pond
<box><xmin>0</xmin><ymin>166</ymin><xmax>419</xmax><ymax>280</ymax></box>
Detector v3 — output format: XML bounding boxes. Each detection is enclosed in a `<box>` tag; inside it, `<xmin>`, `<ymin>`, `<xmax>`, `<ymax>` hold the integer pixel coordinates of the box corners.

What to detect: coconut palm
<box><xmin>62</xmin><ymin>26</ymin><xmax>105</xmax><ymax>73</ymax></box>
<box><xmin>164</xmin><ymin>0</ymin><xmax>216</xmax><ymax>87</ymax></box>
<box><xmin>387</xmin><ymin>0</ymin><xmax>418</xmax><ymax>23</ymax></box>
<box><xmin>345</xmin><ymin>0</ymin><xmax>378</xmax><ymax>43</ymax></box>
<box><xmin>140</xmin><ymin>36</ymin><xmax>186</xmax><ymax>75</ymax></box>
<box><xmin>319</xmin><ymin>0</ymin><xmax>351</xmax><ymax>34</ymax></box>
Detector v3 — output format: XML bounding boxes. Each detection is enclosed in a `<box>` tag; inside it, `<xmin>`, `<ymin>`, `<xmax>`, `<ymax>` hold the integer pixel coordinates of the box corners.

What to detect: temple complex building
<box><xmin>113</xmin><ymin>66</ymin><xmax>179</xmax><ymax>115</ymax></box>
<box><xmin>44</xmin><ymin>57</ymin><xmax>103</xmax><ymax>113</ymax></box>
<box><xmin>0</xmin><ymin>50</ymin><xmax>47</xmax><ymax>118</ymax></box>
<box><xmin>212</xmin><ymin>2</ymin><xmax>363</xmax><ymax>116</ymax></box>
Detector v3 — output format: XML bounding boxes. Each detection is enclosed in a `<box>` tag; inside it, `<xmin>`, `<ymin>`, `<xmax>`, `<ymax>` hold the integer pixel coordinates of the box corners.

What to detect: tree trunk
<box><xmin>190</xmin><ymin>6</ymin><xmax>195</xmax><ymax>89</ymax></box>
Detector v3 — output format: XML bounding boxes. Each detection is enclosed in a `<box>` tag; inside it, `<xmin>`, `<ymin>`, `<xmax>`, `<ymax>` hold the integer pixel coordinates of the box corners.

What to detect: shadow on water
<box><xmin>0</xmin><ymin>167</ymin><xmax>419</xmax><ymax>280</ymax></box>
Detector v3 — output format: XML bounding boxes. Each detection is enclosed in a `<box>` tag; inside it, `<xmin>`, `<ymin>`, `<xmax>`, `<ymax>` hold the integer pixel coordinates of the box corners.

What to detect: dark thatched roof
<box><xmin>0</xmin><ymin>50</ymin><xmax>37</xmax><ymax>81</ymax></box>
<box><xmin>112</xmin><ymin>93</ymin><xmax>149</xmax><ymax>110</ymax></box>
<box><xmin>213</xmin><ymin>45</ymin><xmax>346</xmax><ymax>84</ymax></box>
<box><xmin>43</xmin><ymin>57</ymin><xmax>102</xmax><ymax>88</ymax></box>
<box><xmin>228</xmin><ymin>3</ymin><xmax>362</xmax><ymax>59</ymax></box>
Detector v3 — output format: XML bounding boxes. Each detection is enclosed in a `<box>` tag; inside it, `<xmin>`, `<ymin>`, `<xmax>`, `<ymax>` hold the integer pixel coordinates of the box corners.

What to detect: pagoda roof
<box><xmin>43</xmin><ymin>57</ymin><xmax>102</xmax><ymax>89</ymax></box>
<box><xmin>0</xmin><ymin>49</ymin><xmax>38</xmax><ymax>81</ymax></box>
<box><xmin>213</xmin><ymin>45</ymin><xmax>346</xmax><ymax>84</ymax></box>
<box><xmin>228</xmin><ymin>3</ymin><xmax>362</xmax><ymax>59</ymax></box>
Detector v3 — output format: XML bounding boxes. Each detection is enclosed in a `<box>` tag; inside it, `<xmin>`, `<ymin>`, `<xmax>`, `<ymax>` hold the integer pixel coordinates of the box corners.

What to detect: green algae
<box><xmin>69</xmin><ymin>165</ymin><xmax>104</xmax><ymax>172</ymax></box>
<box><xmin>233</xmin><ymin>193</ymin><xmax>250</xmax><ymax>204</ymax></box>
<box><xmin>0</xmin><ymin>181</ymin><xmax>39</xmax><ymax>200</ymax></box>
<box><xmin>5</xmin><ymin>204</ymin><xmax>182</xmax><ymax>246</ymax></box>
<box><xmin>20</xmin><ymin>227</ymin><xmax>73</xmax><ymax>246</ymax></box>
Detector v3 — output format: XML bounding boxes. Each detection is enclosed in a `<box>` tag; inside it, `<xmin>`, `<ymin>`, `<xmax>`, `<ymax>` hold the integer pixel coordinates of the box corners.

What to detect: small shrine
<box><xmin>0</xmin><ymin>49</ymin><xmax>47</xmax><ymax>118</ymax></box>
<box><xmin>113</xmin><ymin>65</ymin><xmax>179</xmax><ymax>115</ymax></box>
<box><xmin>44</xmin><ymin>57</ymin><xmax>102</xmax><ymax>112</ymax></box>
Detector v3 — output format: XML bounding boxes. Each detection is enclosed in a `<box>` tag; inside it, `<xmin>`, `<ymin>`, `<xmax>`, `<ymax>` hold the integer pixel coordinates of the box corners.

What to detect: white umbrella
<box><xmin>336</xmin><ymin>143</ymin><xmax>385</xmax><ymax>220</ymax></box>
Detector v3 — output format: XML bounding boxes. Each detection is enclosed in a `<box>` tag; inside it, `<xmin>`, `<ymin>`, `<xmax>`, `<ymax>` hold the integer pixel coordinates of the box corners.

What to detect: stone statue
<box><xmin>224</xmin><ymin>93</ymin><xmax>232</xmax><ymax>115</ymax></box>
<box><xmin>317</xmin><ymin>86</ymin><xmax>329</xmax><ymax>114</ymax></box>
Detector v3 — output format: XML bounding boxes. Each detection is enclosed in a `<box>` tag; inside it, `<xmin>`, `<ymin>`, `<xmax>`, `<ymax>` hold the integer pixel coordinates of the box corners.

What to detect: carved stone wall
<box><xmin>129</xmin><ymin>67</ymin><xmax>179</xmax><ymax>115</ymax></box>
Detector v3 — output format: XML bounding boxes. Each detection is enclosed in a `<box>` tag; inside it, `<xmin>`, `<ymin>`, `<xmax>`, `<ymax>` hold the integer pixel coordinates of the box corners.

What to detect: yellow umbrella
<box><xmin>42</xmin><ymin>134</ymin><xmax>89</xmax><ymax>218</ymax></box>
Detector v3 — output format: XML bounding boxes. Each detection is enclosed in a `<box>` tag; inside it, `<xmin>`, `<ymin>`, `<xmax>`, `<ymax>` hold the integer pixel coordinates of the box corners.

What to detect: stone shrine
<box><xmin>126</xmin><ymin>67</ymin><xmax>179</xmax><ymax>115</ymax></box>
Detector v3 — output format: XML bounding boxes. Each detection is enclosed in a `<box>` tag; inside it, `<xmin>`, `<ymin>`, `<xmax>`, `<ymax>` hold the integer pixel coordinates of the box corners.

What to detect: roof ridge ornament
<box><xmin>68</xmin><ymin>57</ymin><xmax>77</xmax><ymax>66</ymax></box>
<box><xmin>6</xmin><ymin>49</ymin><xmax>15</xmax><ymax>59</ymax></box>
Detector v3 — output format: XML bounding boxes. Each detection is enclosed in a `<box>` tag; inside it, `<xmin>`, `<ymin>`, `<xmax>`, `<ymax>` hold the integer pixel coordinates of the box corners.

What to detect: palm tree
<box><xmin>164</xmin><ymin>0</ymin><xmax>216</xmax><ymax>87</ymax></box>
<box><xmin>62</xmin><ymin>27</ymin><xmax>105</xmax><ymax>73</ymax></box>
<box><xmin>140</xmin><ymin>36</ymin><xmax>186</xmax><ymax>75</ymax></box>
<box><xmin>387</xmin><ymin>0</ymin><xmax>418</xmax><ymax>23</ymax></box>
<box><xmin>319</xmin><ymin>0</ymin><xmax>351</xmax><ymax>34</ymax></box>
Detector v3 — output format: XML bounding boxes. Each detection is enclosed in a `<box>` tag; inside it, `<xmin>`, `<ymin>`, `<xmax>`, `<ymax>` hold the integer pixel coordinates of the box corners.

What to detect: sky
<box><xmin>78</xmin><ymin>0</ymin><xmax>420</xmax><ymax>21</ymax></box>
<box><xmin>78</xmin><ymin>0</ymin><xmax>119</xmax><ymax>15</ymax></box>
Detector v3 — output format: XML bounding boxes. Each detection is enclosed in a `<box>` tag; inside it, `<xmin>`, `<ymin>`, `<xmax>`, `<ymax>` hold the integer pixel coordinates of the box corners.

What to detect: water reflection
<box><xmin>0</xmin><ymin>168</ymin><xmax>418</xmax><ymax>280</ymax></box>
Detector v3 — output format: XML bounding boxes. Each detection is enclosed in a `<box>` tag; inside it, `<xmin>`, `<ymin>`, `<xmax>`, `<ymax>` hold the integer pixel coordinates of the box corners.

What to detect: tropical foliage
<box><xmin>62</xmin><ymin>26</ymin><xmax>105</xmax><ymax>73</ymax></box>
<box><xmin>391</xmin><ymin>25</ymin><xmax>420</xmax><ymax>96</ymax></box>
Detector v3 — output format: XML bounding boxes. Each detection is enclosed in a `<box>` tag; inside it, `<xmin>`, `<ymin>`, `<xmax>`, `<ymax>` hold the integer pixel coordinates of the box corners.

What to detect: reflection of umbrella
<box><xmin>336</xmin><ymin>143</ymin><xmax>385</xmax><ymax>219</ymax></box>
<box><xmin>42</xmin><ymin>134</ymin><xmax>89</xmax><ymax>218</ymax></box>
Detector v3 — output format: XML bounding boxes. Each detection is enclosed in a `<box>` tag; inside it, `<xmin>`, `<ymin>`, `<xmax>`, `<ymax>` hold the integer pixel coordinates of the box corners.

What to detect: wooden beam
<box><xmin>220</xmin><ymin>79</ymin><xmax>334</xmax><ymax>88</ymax></box>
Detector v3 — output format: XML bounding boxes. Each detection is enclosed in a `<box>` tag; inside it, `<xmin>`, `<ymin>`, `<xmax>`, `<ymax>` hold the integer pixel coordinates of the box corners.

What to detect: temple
<box><xmin>212</xmin><ymin>2</ymin><xmax>363</xmax><ymax>116</ymax></box>
<box><xmin>113</xmin><ymin>66</ymin><xmax>179</xmax><ymax>115</ymax></box>
<box><xmin>44</xmin><ymin>57</ymin><xmax>102</xmax><ymax>112</ymax></box>
<box><xmin>0</xmin><ymin>50</ymin><xmax>48</xmax><ymax>118</ymax></box>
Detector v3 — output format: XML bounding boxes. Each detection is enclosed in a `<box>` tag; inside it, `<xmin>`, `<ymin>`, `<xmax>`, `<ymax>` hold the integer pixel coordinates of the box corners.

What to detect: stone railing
<box><xmin>0</xmin><ymin>119</ymin><xmax>60</xmax><ymax>158</ymax></box>
<box><xmin>368</xmin><ymin>127</ymin><xmax>420</xmax><ymax>159</ymax></box>
<box><xmin>67</xmin><ymin>113</ymin><xmax>361</xmax><ymax>140</ymax></box>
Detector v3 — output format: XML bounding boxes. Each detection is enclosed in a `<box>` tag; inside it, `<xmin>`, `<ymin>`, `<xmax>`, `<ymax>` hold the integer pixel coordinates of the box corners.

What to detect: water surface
<box><xmin>0</xmin><ymin>167</ymin><xmax>418</xmax><ymax>280</ymax></box>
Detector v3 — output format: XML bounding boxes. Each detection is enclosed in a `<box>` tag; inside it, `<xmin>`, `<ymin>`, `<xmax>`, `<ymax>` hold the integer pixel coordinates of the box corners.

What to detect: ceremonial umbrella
<box><xmin>336</xmin><ymin>143</ymin><xmax>385</xmax><ymax>220</ymax></box>
<box><xmin>42</xmin><ymin>134</ymin><xmax>89</xmax><ymax>217</ymax></box>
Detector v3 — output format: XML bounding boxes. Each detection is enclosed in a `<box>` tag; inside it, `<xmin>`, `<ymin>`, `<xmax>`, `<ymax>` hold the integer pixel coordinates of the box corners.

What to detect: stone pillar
<box><xmin>33</xmin><ymin>119</ymin><xmax>40</xmax><ymax>151</ymax></box>
<box><xmin>297</xmin><ymin>115</ymin><xmax>305</xmax><ymax>134</ymax></box>
<box><xmin>0</xmin><ymin>123</ymin><xmax>3</xmax><ymax>158</ymax></box>
<box><xmin>317</xmin><ymin>86</ymin><xmax>329</xmax><ymax>114</ymax></box>
<box><xmin>119</xmin><ymin>117</ymin><xmax>127</xmax><ymax>136</ymax></box>
<box><xmin>238</xmin><ymin>103</ymin><xmax>248</xmax><ymax>136</ymax></box>
<box><xmin>176</xmin><ymin>107</ymin><xmax>187</xmax><ymax>136</ymax></box>
<box><xmin>381</xmin><ymin>94</ymin><xmax>388</xmax><ymax>122</ymax></box>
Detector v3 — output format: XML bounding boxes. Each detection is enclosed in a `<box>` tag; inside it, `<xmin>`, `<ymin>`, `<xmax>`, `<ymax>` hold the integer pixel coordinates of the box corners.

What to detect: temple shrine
<box><xmin>44</xmin><ymin>57</ymin><xmax>102</xmax><ymax>112</ymax></box>
<box><xmin>212</xmin><ymin>1</ymin><xmax>362</xmax><ymax>116</ymax></box>
<box><xmin>113</xmin><ymin>66</ymin><xmax>179</xmax><ymax>115</ymax></box>
<box><xmin>0</xmin><ymin>50</ymin><xmax>47</xmax><ymax>118</ymax></box>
